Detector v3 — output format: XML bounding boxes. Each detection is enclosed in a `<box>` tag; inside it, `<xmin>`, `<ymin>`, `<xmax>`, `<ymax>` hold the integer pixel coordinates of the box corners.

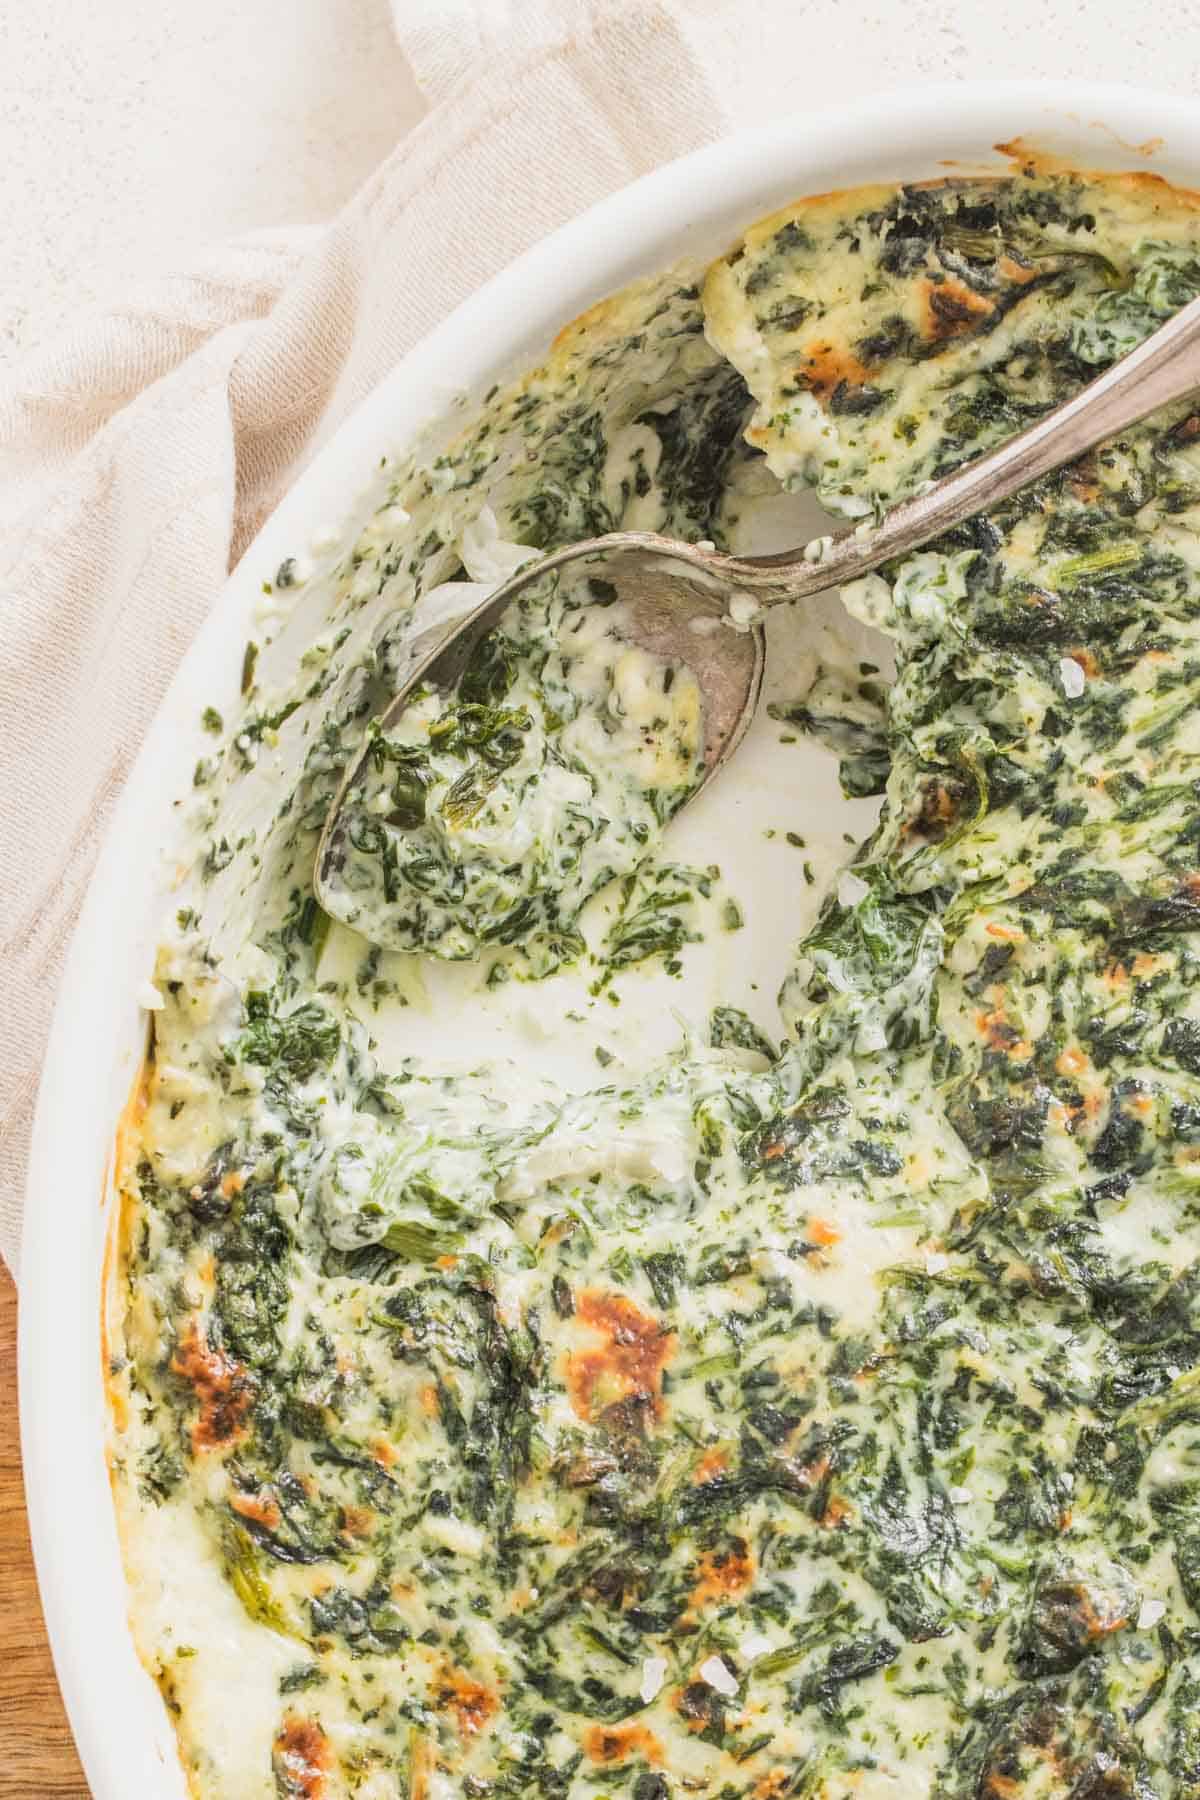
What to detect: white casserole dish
<box><xmin>21</xmin><ymin>79</ymin><xmax>1200</xmax><ymax>1797</ymax></box>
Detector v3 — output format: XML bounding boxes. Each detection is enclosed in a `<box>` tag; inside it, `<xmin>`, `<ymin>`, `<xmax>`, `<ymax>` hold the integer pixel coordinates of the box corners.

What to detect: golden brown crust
<box><xmin>103</xmin><ymin>1038</ymin><xmax>210</xmax><ymax>1800</ymax></box>
<box><xmin>563</xmin><ymin>1288</ymin><xmax>674</xmax><ymax>1424</ymax></box>
<box><xmin>102</xmin><ymin>1048</ymin><xmax>150</xmax><ymax>1437</ymax></box>
<box><xmin>548</xmin><ymin>270</ymin><xmax>699</xmax><ymax>372</ymax></box>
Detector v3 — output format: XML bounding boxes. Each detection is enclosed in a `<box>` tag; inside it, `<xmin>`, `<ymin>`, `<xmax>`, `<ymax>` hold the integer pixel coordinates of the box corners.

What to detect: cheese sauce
<box><xmin>318</xmin><ymin>541</ymin><xmax>705</xmax><ymax>971</ymax></box>
<box><xmin>110</xmin><ymin>170</ymin><xmax>1200</xmax><ymax>1799</ymax></box>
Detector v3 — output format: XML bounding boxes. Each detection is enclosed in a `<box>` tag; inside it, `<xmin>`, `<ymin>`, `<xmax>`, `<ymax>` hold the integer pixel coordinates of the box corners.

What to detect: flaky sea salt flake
<box><xmin>1059</xmin><ymin>657</ymin><xmax>1086</xmax><ymax>699</ymax></box>
<box><xmin>698</xmin><ymin>1655</ymin><xmax>739</xmax><ymax>1697</ymax></box>
<box><xmin>640</xmin><ymin>1656</ymin><xmax>668</xmax><ymax>1703</ymax></box>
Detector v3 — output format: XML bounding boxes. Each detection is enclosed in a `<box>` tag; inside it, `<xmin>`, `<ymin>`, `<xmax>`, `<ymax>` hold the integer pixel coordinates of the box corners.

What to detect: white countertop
<box><xmin>0</xmin><ymin>0</ymin><xmax>424</xmax><ymax>363</ymax></box>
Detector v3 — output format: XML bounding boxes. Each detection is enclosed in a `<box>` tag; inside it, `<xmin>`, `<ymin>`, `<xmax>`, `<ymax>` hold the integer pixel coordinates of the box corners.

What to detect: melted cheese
<box><xmin>110</xmin><ymin>170</ymin><xmax>1200</xmax><ymax>1798</ymax></box>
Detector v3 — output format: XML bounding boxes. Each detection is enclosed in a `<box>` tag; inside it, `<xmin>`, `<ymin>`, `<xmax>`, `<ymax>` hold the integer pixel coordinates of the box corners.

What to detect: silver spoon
<box><xmin>317</xmin><ymin>293</ymin><xmax>1200</xmax><ymax>906</ymax></box>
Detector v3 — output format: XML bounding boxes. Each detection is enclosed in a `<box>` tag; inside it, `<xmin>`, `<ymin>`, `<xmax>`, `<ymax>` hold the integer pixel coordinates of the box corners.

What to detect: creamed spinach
<box><xmin>110</xmin><ymin>167</ymin><xmax>1200</xmax><ymax>1800</ymax></box>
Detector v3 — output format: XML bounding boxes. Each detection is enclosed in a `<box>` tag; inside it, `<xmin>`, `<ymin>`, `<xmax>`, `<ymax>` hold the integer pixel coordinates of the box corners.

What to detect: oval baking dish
<box><xmin>22</xmin><ymin>81</ymin><xmax>1200</xmax><ymax>1797</ymax></box>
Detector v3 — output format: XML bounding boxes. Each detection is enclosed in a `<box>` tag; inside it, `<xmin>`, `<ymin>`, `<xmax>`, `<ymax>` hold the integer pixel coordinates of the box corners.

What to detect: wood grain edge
<box><xmin>0</xmin><ymin>1269</ymin><xmax>90</xmax><ymax>1796</ymax></box>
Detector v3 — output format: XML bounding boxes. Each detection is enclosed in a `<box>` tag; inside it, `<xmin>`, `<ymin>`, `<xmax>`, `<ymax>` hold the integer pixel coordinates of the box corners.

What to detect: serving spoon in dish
<box><xmin>317</xmin><ymin>293</ymin><xmax>1200</xmax><ymax>910</ymax></box>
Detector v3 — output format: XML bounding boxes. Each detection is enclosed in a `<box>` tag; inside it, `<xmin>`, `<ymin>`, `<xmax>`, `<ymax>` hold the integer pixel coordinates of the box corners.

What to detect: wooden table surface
<box><xmin>0</xmin><ymin>1269</ymin><xmax>89</xmax><ymax>1796</ymax></box>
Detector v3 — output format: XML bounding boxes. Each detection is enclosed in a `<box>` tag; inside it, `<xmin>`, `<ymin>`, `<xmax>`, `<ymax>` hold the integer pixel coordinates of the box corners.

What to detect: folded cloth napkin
<box><xmin>1</xmin><ymin>0</ymin><xmax>1191</xmax><ymax>1273</ymax></box>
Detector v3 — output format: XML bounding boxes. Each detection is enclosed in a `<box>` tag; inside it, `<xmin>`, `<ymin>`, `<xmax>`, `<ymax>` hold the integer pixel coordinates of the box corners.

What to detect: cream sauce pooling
<box><xmin>318</xmin><ymin>541</ymin><xmax>705</xmax><ymax>970</ymax></box>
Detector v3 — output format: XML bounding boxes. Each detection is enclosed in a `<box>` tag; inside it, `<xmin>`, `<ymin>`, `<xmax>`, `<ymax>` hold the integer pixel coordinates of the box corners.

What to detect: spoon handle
<box><xmin>710</xmin><ymin>291</ymin><xmax>1200</xmax><ymax>602</ymax></box>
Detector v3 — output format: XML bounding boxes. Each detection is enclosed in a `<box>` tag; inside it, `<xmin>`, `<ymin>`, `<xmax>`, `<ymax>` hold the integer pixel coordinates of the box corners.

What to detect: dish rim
<box><xmin>21</xmin><ymin>78</ymin><xmax>1200</xmax><ymax>1798</ymax></box>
